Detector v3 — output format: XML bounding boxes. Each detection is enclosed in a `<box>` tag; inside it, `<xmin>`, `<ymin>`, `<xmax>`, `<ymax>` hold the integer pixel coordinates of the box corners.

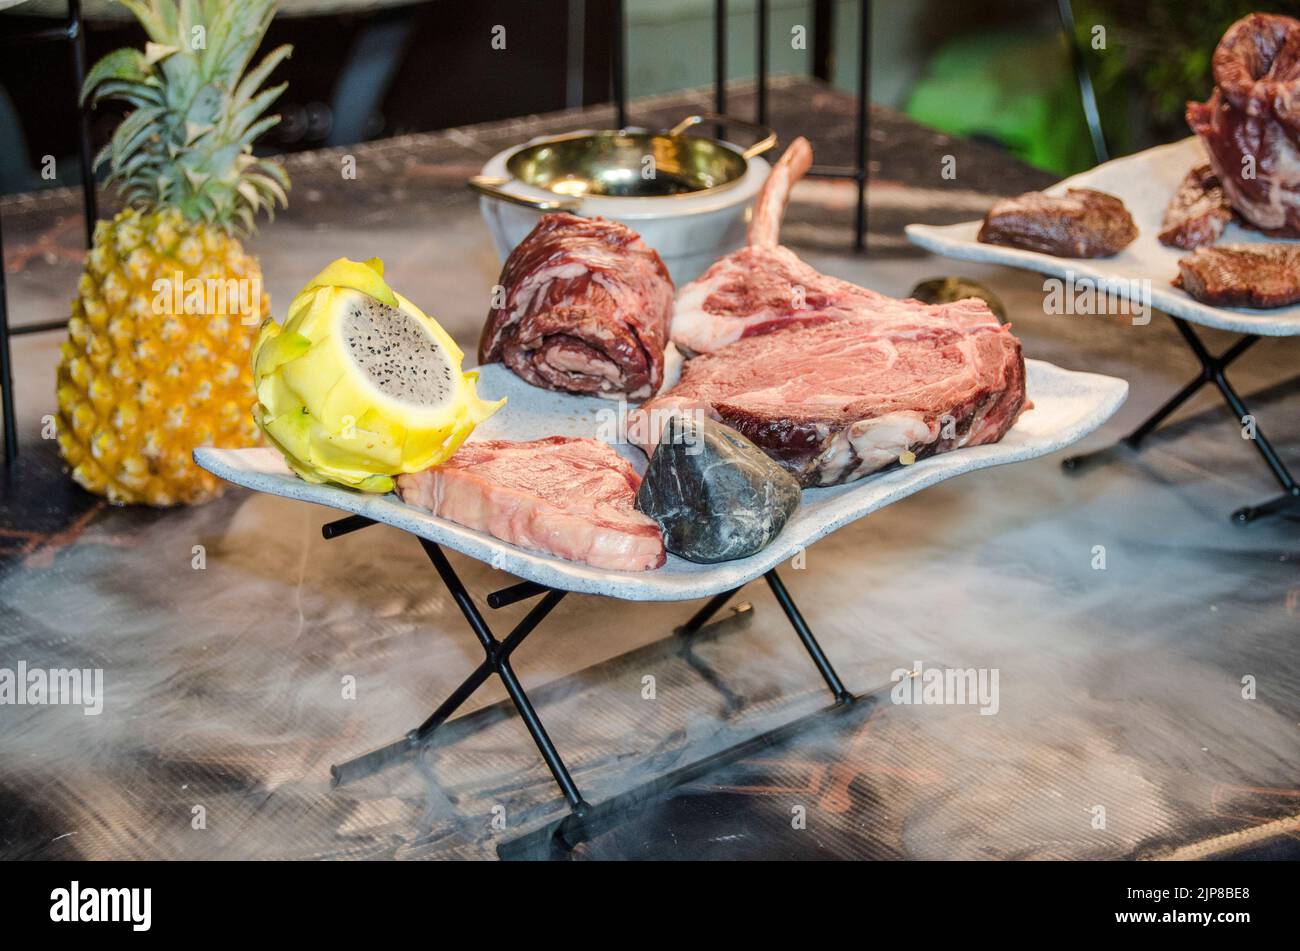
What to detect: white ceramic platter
<box><xmin>905</xmin><ymin>137</ymin><xmax>1300</xmax><ymax>337</ymax></box>
<box><xmin>196</xmin><ymin>361</ymin><xmax>1127</xmax><ymax>603</ymax></box>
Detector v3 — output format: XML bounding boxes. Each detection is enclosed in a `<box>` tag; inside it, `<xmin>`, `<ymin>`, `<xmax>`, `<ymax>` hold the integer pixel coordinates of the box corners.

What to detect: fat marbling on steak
<box><xmin>631</xmin><ymin>299</ymin><xmax>1027</xmax><ymax>488</ymax></box>
<box><xmin>1187</xmin><ymin>13</ymin><xmax>1300</xmax><ymax>237</ymax></box>
<box><xmin>479</xmin><ymin>214</ymin><xmax>674</xmax><ymax>400</ymax></box>
<box><xmin>978</xmin><ymin>188</ymin><xmax>1138</xmax><ymax>257</ymax></box>
<box><xmin>396</xmin><ymin>436</ymin><xmax>666</xmax><ymax>571</ymax></box>
<box><xmin>1159</xmin><ymin>164</ymin><xmax>1233</xmax><ymax>249</ymax></box>
<box><xmin>1174</xmin><ymin>243</ymin><xmax>1300</xmax><ymax>309</ymax></box>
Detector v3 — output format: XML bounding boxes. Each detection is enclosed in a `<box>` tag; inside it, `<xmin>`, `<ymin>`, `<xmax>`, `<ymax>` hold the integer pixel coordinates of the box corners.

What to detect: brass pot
<box><xmin>468</xmin><ymin>114</ymin><xmax>777</xmax><ymax>211</ymax></box>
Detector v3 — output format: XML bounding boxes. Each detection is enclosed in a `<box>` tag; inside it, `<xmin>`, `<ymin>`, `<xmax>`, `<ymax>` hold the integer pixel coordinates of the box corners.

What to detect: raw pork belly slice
<box><xmin>1187</xmin><ymin>14</ymin><xmax>1300</xmax><ymax>236</ymax></box>
<box><xmin>633</xmin><ymin>303</ymin><xmax>1027</xmax><ymax>488</ymax></box>
<box><xmin>479</xmin><ymin>214</ymin><xmax>674</xmax><ymax>400</ymax></box>
<box><xmin>396</xmin><ymin>436</ymin><xmax>665</xmax><ymax>571</ymax></box>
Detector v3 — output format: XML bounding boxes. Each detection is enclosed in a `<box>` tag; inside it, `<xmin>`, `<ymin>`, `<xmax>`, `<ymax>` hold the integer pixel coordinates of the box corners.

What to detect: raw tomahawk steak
<box><xmin>1187</xmin><ymin>13</ymin><xmax>1300</xmax><ymax>236</ymax></box>
<box><xmin>632</xmin><ymin>301</ymin><xmax>1027</xmax><ymax>488</ymax></box>
<box><xmin>670</xmin><ymin>137</ymin><xmax>1014</xmax><ymax>354</ymax></box>
<box><xmin>480</xmin><ymin>213</ymin><xmax>674</xmax><ymax>400</ymax></box>
<box><xmin>396</xmin><ymin>436</ymin><xmax>666</xmax><ymax>571</ymax></box>
<box><xmin>672</xmin><ymin>137</ymin><xmax>905</xmax><ymax>354</ymax></box>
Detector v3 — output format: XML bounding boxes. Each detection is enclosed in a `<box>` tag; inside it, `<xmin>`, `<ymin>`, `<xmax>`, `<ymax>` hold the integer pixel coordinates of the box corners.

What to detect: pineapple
<box><xmin>56</xmin><ymin>0</ymin><xmax>291</xmax><ymax>506</ymax></box>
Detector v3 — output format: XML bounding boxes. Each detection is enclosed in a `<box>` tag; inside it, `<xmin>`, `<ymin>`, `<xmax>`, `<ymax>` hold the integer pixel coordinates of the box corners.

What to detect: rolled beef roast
<box><xmin>1187</xmin><ymin>13</ymin><xmax>1300</xmax><ymax>236</ymax></box>
<box><xmin>479</xmin><ymin>213</ymin><xmax>674</xmax><ymax>401</ymax></box>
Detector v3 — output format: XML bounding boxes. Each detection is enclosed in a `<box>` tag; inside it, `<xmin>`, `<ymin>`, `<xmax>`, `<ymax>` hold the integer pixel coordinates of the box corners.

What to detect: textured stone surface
<box><xmin>635</xmin><ymin>415</ymin><xmax>802</xmax><ymax>563</ymax></box>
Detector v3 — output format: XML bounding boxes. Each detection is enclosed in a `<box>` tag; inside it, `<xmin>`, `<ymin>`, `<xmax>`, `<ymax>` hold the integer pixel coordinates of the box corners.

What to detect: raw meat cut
<box><xmin>1187</xmin><ymin>13</ymin><xmax>1300</xmax><ymax>236</ymax></box>
<box><xmin>479</xmin><ymin>213</ymin><xmax>674</xmax><ymax>400</ymax></box>
<box><xmin>631</xmin><ymin>300</ymin><xmax>1027</xmax><ymax>487</ymax></box>
<box><xmin>396</xmin><ymin>436</ymin><xmax>665</xmax><ymax>571</ymax></box>
<box><xmin>1159</xmin><ymin>164</ymin><xmax>1233</xmax><ymax>249</ymax></box>
<box><xmin>671</xmin><ymin>137</ymin><xmax>901</xmax><ymax>354</ymax></box>
<box><xmin>977</xmin><ymin>189</ymin><xmax>1138</xmax><ymax>257</ymax></box>
<box><xmin>1174</xmin><ymin>243</ymin><xmax>1300</xmax><ymax>309</ymax></box>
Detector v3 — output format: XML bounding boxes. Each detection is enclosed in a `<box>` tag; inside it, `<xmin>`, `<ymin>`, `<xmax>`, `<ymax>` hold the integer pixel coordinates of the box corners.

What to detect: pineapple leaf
<box><xmin>97</xmin><ymin>0</ymin><xmax>291</xmax><ymax>234</ymax></box>
<box><xmin>232</xmin><ymin>44</ymin><xmax>292</xmax><ymax>109</ymax></box>
<box><xmin>230</xmin><ymin>81</ymin><xmax>287</xmax><ymax>134</ymax></box>
<box><xmin>234</xmin><ymin>108</ymin><xmax>283</xmax><ymax>150</ymax></box>
<box><xmin>109</xmin><ymin>107</ymin><xmax>165</xmax><ymax>170</ymax></box>
<box><xmin>143</xmin><ymin>42</ymin><xmax>179</xmax><ymax>66</ymax></box>
<box><xmin>243</xmin><ymin>171</ymin><xmax>287</xmax><ymax>208</ymax></box>
<box><xmin>118</xmin><ymin>0</ymin><xmax>173</xmax><ymax>45</ymax></box>
<box><xmin>81</xmin><ymin>49</ymin><xmax>151</xmax><ymax>105</ymax></box>
<box><xmin>88</xmin><ymin>79</ymin><xmax>165</xmax><ymax>109</ymax></box>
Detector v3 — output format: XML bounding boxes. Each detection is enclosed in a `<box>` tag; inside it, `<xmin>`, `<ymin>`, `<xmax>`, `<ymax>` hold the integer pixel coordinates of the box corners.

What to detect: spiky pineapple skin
<box><xmin>56</xmin><ymin>207</ymin><xmax>266</xmax><ymax>507</ymax></box>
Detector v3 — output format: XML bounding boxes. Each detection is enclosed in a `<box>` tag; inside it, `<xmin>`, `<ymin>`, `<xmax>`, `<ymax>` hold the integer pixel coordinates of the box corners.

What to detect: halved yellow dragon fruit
<box><xmin>251</xmin><ymin>258</ymin><xmax>503</xmax><ymax>492</ymax></box>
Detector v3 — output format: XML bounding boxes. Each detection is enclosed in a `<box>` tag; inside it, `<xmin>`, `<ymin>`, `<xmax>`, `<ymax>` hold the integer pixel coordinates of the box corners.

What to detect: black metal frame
<box><xmin>320</xmin><ymin>513</ymin><xmax>859</xmax><ymax>857</ymax></box>
<box><xmin>0</xmin><ymin>0</ymin><xmax>98</xmax><ymax>465</ymax></box>
<box><xmin>1063</xmin><ymin>316</ymin><xmax>1299</xmax><ymax>523</ymax></box>
<box><xmin>608</xmin><ymin>0</ymin><xmax>872</xmax><ymax>252</ymax></box>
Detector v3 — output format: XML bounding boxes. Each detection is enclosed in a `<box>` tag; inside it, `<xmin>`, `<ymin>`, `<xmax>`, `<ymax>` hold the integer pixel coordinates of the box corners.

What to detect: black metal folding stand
<box><xmin>1062</xmin><ymin>316</ymin><xmax>1299</xmax><ymax>524</ymax></box>
<box><xmin>0</xmin><ymin>0</ymin><xmax>98</xmax><ymax>465</ymax></box>
<box><xmin>320</xmin><ymin>513</ymin><xmax>861</xmax><ymax>857</ymax></box>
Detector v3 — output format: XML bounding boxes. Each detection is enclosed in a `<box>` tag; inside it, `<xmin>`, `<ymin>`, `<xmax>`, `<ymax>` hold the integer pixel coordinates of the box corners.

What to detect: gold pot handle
<box><xmin>467</xmin><ymin>175</ymin><xmax>582</xmax><ymax>213</ymax></box>
<box><xmin>667</xmin><ymin>113</ymin><xmax>778</xmax><ymax>159</ymax></box>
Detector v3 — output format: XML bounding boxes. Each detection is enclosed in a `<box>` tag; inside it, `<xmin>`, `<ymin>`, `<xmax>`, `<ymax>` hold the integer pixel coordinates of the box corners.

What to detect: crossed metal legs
<box><xmin>322</xmin><ymin>514</ymin><xmax>857</xmax><ymax>853</ymax></box>
<box><xmin>1064</xmin><ymin>317</ymin><xmax>1299</xmax><ymax>524</ymax></box>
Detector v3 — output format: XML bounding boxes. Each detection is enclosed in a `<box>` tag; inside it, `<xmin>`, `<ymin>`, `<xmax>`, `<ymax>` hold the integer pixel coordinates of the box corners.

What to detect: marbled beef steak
<box><xmin>632</xmin><ymin>301</ymin><xmax>1027</xmax><ymax>488</ymax></box>
<box><xmin>396</xmin><ymin>436</ymin><xmax>666</xmax><ymax>571</ymax></box>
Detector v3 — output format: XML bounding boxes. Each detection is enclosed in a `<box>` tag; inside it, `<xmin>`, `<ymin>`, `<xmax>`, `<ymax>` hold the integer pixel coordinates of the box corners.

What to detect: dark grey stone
<box><xmin>635</xmin><ymin>415</ymin><xmax>802</xmax><ymax>564</ymax></box>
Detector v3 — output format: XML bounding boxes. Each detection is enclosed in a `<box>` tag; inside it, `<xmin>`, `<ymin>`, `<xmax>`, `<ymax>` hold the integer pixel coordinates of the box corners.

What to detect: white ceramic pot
<box><xmin>473</xmin><ymin>123</ymin><xmax>773</xmax><ymax>286</ymax></box>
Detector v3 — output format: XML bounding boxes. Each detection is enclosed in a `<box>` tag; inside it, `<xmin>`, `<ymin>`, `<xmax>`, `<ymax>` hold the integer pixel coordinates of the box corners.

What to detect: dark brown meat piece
<box><xmin>1174</xmin><ymin>244</ymin><xmax>1300</xmax><ymax>309</ymax></box>
<box><xmin>1159</xmin><ymin>164</ymin><xmax>1233</xmax><ymax>249</ymax></box>
<box><xmin>977</xmin><ymin>188</ymin><xmax>1138</xmax><ymax>258</ymax></box>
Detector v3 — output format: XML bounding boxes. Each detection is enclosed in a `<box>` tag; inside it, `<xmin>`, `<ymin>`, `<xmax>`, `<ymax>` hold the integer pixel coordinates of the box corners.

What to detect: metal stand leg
<box><xmin>1062</xmin><ymin>317</ymin><xmax>1296</xmax><ymax>523</ymax></box>
<box><xmin>0</xmin><ymin>220</ymin><xmax>15</xmax><ymax>465</ymax></box>
<box><xmin>765</xmin><ymin>569</ymin><xmax>853</xmax><ymax>703</ymax></box>
<box><xmin>610</xmin><ymin>0</ymin><xmax>626</xmax><ymax>130</ymax></box>
<box><xmin>853</xmin><ymin>0</ymin><xmax>870</xmax><ymax>252</ymax></box>
<box><xmin>0</xmin><ymin>0</ymin><xmax>100</xmax><ymax>465</ymax></box>
<box><xmin>70</xmin><ymin>0</ymin><xmax>97</xmax><ymax>245</ymax></box>
<box><xmin>321</xmin><ymin>516</ymin><xmax>859</xmax><ymax>855</ymax></box>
